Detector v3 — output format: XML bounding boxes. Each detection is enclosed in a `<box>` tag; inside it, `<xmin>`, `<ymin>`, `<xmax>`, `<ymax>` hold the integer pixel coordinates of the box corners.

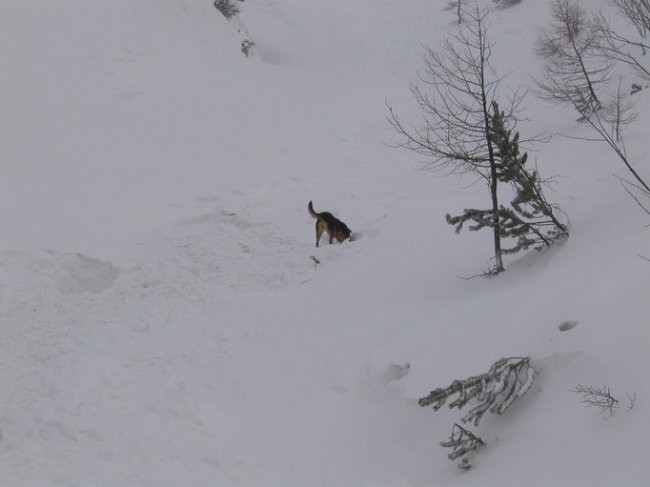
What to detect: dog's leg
<box><xmin>315</xmin><ymin>220</ymin><xmax>325</xmax><ymax>247</ymax></box>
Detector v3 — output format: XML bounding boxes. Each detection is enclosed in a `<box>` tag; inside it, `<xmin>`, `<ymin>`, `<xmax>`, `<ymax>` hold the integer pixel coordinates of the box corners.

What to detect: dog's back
<box><xmin>308</xmin><ymin>201</ymin><xmax>351</xmax><ymax>247</ymax></box>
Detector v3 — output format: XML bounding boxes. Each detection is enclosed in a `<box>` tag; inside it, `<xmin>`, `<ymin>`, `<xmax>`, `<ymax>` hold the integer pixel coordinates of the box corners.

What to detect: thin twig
<box><xmin>571</xmin><ymin>384</ymin><xmax>619</xmax><ymax>417</ymax></box>
<box><xmin>626</xmin><ymin>392</ymin><xmax>637</xmax><ymax>411</ymax></box>
<box><xmin>615</xmin><ymin>176</ymin><xmax>650</xmax><ymax>217</ymax></box>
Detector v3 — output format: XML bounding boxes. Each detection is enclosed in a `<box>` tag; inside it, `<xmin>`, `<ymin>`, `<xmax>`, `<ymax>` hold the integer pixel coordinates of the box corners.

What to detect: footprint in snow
<box><xmin>558</xmin><ymin>320</ymin><xmax>579</xmax><ymax>332</ymax></box>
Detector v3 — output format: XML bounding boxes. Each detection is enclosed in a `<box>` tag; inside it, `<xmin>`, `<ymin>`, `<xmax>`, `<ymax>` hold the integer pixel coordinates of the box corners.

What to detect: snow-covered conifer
<box><xmin>492</xmin><ymin>0</ymin><xmax>523</xmax><ymax>9</ymax></box>
<box><xmin>214</xmin><ymin>0</ymin><xmax>240</xmax><ymax>19</ymax></box>
<box><xmin>440</xmin><ymin>424</ymin><xmax>485</xmax><ymax>462</ymax></box>
<box><xmin>446</xmin><ymin>102</ymin><xmax>568</xmax><ymax>259</ymax></box>
<box><xmin>419</xmin><ymin>357</ymin><xmax>536</xmax><ymax>426</ymax></box>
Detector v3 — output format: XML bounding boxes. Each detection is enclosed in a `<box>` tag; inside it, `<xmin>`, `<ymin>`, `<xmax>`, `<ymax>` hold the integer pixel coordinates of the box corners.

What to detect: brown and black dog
<box><xmin>308</xmin><ymin>201</ymin><xmax>351</xmax><ymax>247</ymax></box>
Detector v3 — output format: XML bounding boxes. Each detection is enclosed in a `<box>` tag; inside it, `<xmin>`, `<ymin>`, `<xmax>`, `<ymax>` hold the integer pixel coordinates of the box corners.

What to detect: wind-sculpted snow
<box><xmin>0</xmin><ymin>208</ymin><xmax>324</xmax><ymax>484</ymax></box>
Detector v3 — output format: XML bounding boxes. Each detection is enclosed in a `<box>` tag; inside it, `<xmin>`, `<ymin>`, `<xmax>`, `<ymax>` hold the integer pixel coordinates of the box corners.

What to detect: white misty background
<box><xmin>0</xmin><ymin>0</ymin><xmax>648</xmax><ymax>486</ymax></box>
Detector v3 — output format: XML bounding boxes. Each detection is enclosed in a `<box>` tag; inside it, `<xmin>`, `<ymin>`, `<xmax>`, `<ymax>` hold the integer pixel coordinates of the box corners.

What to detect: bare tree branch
<box><xmin>534</xmin><ymin>0</ymin><xmax>614</xmax><ymax>118</ymax></box>
<box><xmin>571</xmin><ymin>384</ymin><xmax>619</xmax><ymax>417</ymax></box>
<box><xmin>535</xmin><ymin>1</ymin><xmax>650</xmax><ymax>194</ymax></box>
<box><xmin>610</xmin><ymin>0</ymin><xmax>650</xmax><ymax>38</ymax></box>
<box><xmin>615</xmin><ymin>176</ymin><xmax>650</xmax><ymax>216</ymax></box>
<box><xmin>591</xmin><ymin>12</ymin><xmax>650</xmax><ymax>81</ymax></box>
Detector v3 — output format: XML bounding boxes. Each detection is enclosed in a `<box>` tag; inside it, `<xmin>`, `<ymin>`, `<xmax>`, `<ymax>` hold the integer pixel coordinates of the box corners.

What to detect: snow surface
<box><xmin>1</xmin><ymin>0</ymin><xmax>649</xmax><ymax>485</ymax></box>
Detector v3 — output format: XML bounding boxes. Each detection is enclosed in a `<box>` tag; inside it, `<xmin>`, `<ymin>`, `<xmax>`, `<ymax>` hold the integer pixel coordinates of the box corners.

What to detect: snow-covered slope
<box><xmin>1</xmin><ymin>0</ymin><xmax>648</xmax><ymax>485</ymax></box>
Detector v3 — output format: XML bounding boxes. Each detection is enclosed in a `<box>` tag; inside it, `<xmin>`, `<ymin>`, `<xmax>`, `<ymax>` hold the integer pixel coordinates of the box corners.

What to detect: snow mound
<box><xmin>0</xmin><ymin>250</ymin><xmax>119</xmax><ymax>296</ymax></box>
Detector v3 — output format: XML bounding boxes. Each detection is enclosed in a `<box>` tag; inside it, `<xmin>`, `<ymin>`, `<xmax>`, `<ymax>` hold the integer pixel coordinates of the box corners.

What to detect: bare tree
<box><xmin>534</xmin><ymin>0</ymin><xmax>614</xmax><ymax>119</ymax></box>
<box><xmin>574</xmin><ymin>78</ymin><xmax>649</xmax><ymax>194</ymax></box>
<box><xmin>611</xmin><ymin>0</ymin><xmax>650</xmax><ymax>38</ymax></box>
<box><xmin>534</xmin><ymin>0</ymin><xmax>650</xmax><ymax>195</ymax></box>
<box><xmin>591</xmin><ymin>11</ymin><xmax>650</xmax><ymax>81</ymax></box>
<box><xmin>388</xmin><ymin>3</ymin><xmax>529</xmax><ymax>274</ymax></box>
<box><xmin>596</xmin><ymin>1</ymin><xmax>650</xmax><ymax>196</ymax></box>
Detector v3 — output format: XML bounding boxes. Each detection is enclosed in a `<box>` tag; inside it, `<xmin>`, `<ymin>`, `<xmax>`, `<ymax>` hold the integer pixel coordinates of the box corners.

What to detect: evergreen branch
<box><xmin>440</xmin><ymin>423</ymin><xmax>485</xmax><ymax>461</ymax></box>
<box><xmin>419</xmin><ymin>357</ymin><xmax>537</xmax><ymax>426</ymax></box>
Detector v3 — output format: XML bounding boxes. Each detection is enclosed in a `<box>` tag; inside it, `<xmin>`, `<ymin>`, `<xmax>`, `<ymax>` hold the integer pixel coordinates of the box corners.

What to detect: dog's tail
<box><xmin>308</xmin><ymin>200</ymin><xmax>319</xmax><ymax>219</ymax></box>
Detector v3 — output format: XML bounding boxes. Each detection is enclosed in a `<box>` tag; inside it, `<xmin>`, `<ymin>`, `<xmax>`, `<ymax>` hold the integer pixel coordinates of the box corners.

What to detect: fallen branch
<box><xmin>440</xmin><ymin>423</ymin><xmax>485</xmax><ymax>461</ymax></box>
<box><xmin>571</xmin><ymin>384</ymin><xmax>619</xmax><ymax>417</ymax></box>
<box><xmin>419</xmin><ymin>357</ymin><xmax>536</xmax><ymax>426</ymax></box>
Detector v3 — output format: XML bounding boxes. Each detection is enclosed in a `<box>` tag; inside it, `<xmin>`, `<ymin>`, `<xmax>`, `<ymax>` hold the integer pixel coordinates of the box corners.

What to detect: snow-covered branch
<box><xmin>419</xmin><ymin>356</ymin><xmax>536</xmax><ymax>426</ymax></box>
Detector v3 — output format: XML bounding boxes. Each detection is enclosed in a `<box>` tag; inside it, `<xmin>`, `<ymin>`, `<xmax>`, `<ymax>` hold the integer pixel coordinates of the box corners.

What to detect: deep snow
<box><xmin>1</xmin><ymin>0</ymin><xmax>649</xmax><ymax>486</ymax></box>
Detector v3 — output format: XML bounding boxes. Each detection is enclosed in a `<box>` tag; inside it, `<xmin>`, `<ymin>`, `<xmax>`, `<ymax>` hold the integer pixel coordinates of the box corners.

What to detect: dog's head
<box><xmin>336</xmin><ymin>226</ymin><xmax>352</xmax><ymax>242</ymax></box>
